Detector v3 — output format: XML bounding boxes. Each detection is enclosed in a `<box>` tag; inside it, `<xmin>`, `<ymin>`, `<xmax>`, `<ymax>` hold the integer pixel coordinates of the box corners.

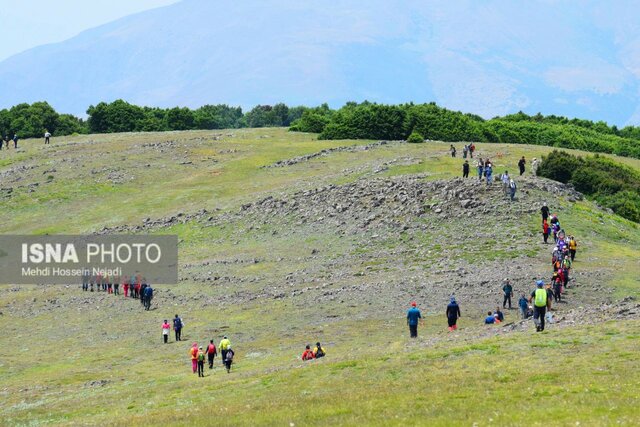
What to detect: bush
<box><xmin>537</xmin><ymin>150</ymin><xmax>640</xmax><ymax>223</ymax></box>
<box><xmin>406</xmin><ymin>131</ymin><xmax>424</xmax><ymax>143</ymax></box>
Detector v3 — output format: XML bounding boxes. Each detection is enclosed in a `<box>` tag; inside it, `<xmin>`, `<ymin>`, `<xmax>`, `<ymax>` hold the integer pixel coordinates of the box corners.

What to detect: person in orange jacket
<box><xmin>190</xmin><ymin>342</ymin><xmax>198</xmax><ymax>373</ymax></box>
<box><xmin>301</xmin><ymin>344</ymin><xmax>315</xmax><ymax>361</ymax></box>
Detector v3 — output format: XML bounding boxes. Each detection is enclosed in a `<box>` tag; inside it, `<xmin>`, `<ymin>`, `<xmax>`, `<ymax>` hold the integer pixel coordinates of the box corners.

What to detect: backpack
<box><xmin>534</xmin><ymin>288</ymin><xmax>547</xmax><ymax>307</ymax></box>
<box><xmin>315</xmin><ymin>347</ymin><xmax>325</xmax><ymax>358</ymax></box>
<box><xmin>197</xmin><ymin>352</ymin><xmax>205</xmax><ymax>362</ymax></box>
<box><xmin>226</xmin><ymin>350</ymin><xmax>234</xmax><ymax>361</ymax></box>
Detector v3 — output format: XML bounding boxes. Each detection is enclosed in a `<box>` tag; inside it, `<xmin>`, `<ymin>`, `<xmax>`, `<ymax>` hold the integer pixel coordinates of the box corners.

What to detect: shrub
<box><xmin>406</xmin><ymin>131</ymin><xmax>424</xmax><ymax>143</ymax></box>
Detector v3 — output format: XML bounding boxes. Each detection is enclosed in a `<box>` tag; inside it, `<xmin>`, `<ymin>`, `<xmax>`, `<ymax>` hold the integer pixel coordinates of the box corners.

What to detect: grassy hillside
<box><xmin>0</xmin><ymin>128</ymin><xmax>639</xmax><ymax>426</ymax></box>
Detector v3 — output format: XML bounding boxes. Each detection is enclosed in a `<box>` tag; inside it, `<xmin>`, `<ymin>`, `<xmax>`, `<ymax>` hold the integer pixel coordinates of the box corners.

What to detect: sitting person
<box><xmin>495</xmin><ymin>307</ymin><xmax>504</xmax><ymax>322</ymax></box>
<box><xmin>493</xmin><ymin>313</ymin><xmax>502</xmax><ymax>324</ymax></box>
<box><xmin>484</xmin><ymin>311</ymin><xmax>496</xmax><ymax>324</ymax></box>
<box><xmin>313</xmin><ymin>342</ymin><xmax>325</xmax><ymax>358</ymax></box>
<box><xmin>302</xmin><ymin>345</ymin><xmax>315</xmax><ymax>361</ymax></box>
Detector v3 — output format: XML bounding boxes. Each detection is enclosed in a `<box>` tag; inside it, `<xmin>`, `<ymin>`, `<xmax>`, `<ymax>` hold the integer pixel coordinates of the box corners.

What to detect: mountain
<box><xmin>1</xmin><ymin>0</ymin><xmax>639</xmax><ymax>125</ymax></box>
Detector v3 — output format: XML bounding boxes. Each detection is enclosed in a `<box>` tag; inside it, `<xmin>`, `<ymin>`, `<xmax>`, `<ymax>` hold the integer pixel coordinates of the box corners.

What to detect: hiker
<box><xmin>44</xmin><ymin>130</ymin><xmax>51</xmax><ymax>144</ymax></box>
<box><xmin>532</xmin><ymin>158</ymin><xmax>539</xmax><ymax>175</ymax></box>
<box><xmin>219</xmin><ymin>336</ymin><xmax>231</xmax><ymax>361</ymax></box>
<box><xmin>302</xmin><ymin>345</ymin><xmax>315</xmax><ymax>361</ymax></box>
<box><xmin>140</xmin><ymin>283</ymin><xmax>147</xmax><ymax>306</ymax></box>
<box><xmin>463</xmin><ymin>145</ymin><xmax>468</xmax><ymax>159</ymax></box>
<box><xmin>542</xmin><ymin>220</ymin><xmax>550</xmax><ymax>244</ymax></box>
<box><xmin>495</xmin><ymin>307</ymin><xmax>504</xmax><ymax>322</ymax></box>
<box><xmin>407</xmin><ymin>301</ymin><xmax>424</xmax><ymax>338</ymax></box>
<box><xmin>518</xmin><ymin>294</ymin><xmax>528</xmax><ymax>319</ymax></box>
<box><xmin>123</xmin><ymin>277</ymin><xmax>129</xmax><ymax>297</ymax></box>
<box><xmin>446</xmin><ymin>297</ymin><xmax>461</xmax><ymax>331</ymax></box>
<box><xmin>552</xmin><ymin>276</ymin><xmax>562</xmax><ymax>303</ymax></box>
<box><xmin>541</xmin><ymin>203</ymin><xmax>549</xmax><ymax>222</ymax></box>
<box><xmin>552</xmin><ymin>223</ymin><xmax>560</xmax><ymax>243</ymax></box>
<box><xmin>313</xmin><ymin>342</ymin><xmax>326</xmax><ymax>358</ymax></box>
<box><xmin>470</xmin><ymin>143</ymin><xmax>475</xmax><ymax>157</ymax></box>
<box><xmin>197</xmin><ymin>347</ymin><xmax>206</xmax><ymax>377</ymax></box>
<box><xmin>518</xmin><ymin>156</ymin><xmax>526</xmax><ymax>175</ymax></box>
<box><xmin>206</xmin><ymin>340</ymin><xmax>217</xmax><ymax>368</ymax></box>
<box><xmin>81</xmin><ymin>271</ymin><xmax>89</xmax><ymax>291</ymax></box>
<box><xmin>143</xmin><ymin>285</ymin><xmax>153</xmax><ymax>310</ymax></box>
<box><xmin>477</xmin><ymin>158</ymin><xmax>484</xmax><ymax>181</ymax></box>
<box><xmin>529</xmin><ymin>280</ymin><xmax>548</xmax><ymax>332</ymax></box>
<box><xmin>224</xmin><ymin>346</ymin><xmax>235</xmax><ymax>373</ymax></box>
<box><xmin>485</xmin><ymin>162</ymin><xmax>493</xmax><ymax>185</ymax></box>
<box><xmin>450</xmin><ymin>145</ymin><xmax>456</xmax><ymax>157</ymax></box>
<box><xmin>130</xmin><ymin>275</ymin><xmax>137</xmax><ymax>298</ymax></box>
<box><xmin>162</xmin><ymin>320</ymin><xmax>171</xmax><ymax>343</ymax></box>
<box><xmin>113</xmin><ymin>277</ymin><xmax>120</xmax><ymax>295</ymax></box>
<box><xmin>502</xmin><ymin>279</ymin><xmax>513</xmax><ymax>309</ymax></box>
<box><xmin>462</xmin><ymin>160</ymin><xmax>470</xmax><ymax>178</ymax></box>
<box><xmin>107</xmin><ymin>277</ymin><xmax>113</xmax><ymax>294</ymax></box>
<box><xmin>174</xmin><ymin>314</ymin><xmax>183</xmax><ymax>341</ymax></box>
<box><xmin>501</xmin><ymin>171</ymin><xmax>510</xmax><ymax>195</ymax></box>
<box><xmin>484</xmin><ymin>311</ymin><xmax>496</xmax><ymax>324</ymax></box>
<box><xmin>12</xmin><ymin>134</ymin><xmax>18</xmax><ymax>149</ymax></box>
<box><xmin>190</xmin><ymin>343</ymin><xmax>199</xmax><ymax>374</ymax></box>
<box><xmin>509</xmin><ymin>179</ymin><xmax>517</xmax><ymax>201</ymax></box>
<box><xmin>569</xmin><ymin>236</ymin><xmax>577</xmax><ymax>261</ymax></box>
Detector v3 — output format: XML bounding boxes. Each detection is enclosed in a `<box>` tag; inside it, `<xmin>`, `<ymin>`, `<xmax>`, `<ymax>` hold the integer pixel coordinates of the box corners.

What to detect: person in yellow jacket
<box><xmin>313</xmin><ymin>342</ymin><xmax>326</xmax><ymax>358</ymax></box>
<box><xmin>219</xmin><ymin>336</ymin><xmax>231</xmax><ymax>361</ymax></box>
<box><xmin>568</xmin><ymin>236</ymin><xmax>577</xmax><ymax>261</ymax></box>
<box><xmin>529</xmin><ymin>281</ymin><xmax>549</xmax><ymax>332</ymax></box>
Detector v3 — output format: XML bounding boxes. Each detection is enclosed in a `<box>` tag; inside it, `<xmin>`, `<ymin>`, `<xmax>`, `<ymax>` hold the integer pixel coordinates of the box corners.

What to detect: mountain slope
<box><xmin>0</xmin><ymin>129</ymin><xmax>639</xmax><ymax>425</ymax></box>
<box><xmin>1</xmin><ymin>0</ymin><xmax>640</xmax><ymax>125</ymax></box>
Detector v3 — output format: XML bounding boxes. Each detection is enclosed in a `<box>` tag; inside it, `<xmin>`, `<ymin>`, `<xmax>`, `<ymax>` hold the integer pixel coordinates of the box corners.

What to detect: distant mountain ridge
<box><xmin>1</xmin><ymin>0</ymin><xmax>639</xmax><ymax>125</ymax></box>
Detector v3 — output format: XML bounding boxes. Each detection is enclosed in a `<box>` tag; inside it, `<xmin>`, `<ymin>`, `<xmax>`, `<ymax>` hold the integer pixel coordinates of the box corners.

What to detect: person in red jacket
<box><xmin>301</xmin><ymin>345</ymin><xmax>315</xmax><ymax>361</ymax></box>
<box><xmin>542</xmin><ymin>220</ymin><xmax>550</xmax><ymax>244</ymax></box>
<box><xmin>206</xmin><ymin>340</ymin><xmax>217</xmax><ymax>369</ymax></box>
<box><xmin>123</xmin><ymin>276</ymin><xmax>129</xmax><ymax>297</ymax></box>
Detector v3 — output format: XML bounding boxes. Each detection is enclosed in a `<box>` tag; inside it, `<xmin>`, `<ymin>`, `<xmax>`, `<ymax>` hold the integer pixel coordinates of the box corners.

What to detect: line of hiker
<box><xmin>530</xmin><ymin>205</ymin><xmax>578</xmax><ymax>331</ymax></box>
<box><xmin>81</xmin><ymin>272</ymin><xmax>154</xmax><ymax>310</ymax></box>
<box><xmin>407</xmin><ymin>202</ymin><xmax>580</xmax><ymax>336</ymax></box>
<box><xmin>188</xmin><ymin>336</ymin><xmax>235</xmax><ymax>376</ymax></box>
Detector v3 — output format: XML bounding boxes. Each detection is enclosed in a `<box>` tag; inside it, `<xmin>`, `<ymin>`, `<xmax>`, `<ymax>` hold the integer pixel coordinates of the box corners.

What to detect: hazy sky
<box><xmin>0</xmin><ymin>0</ymin><xmax>179</xmax><ymax>61</ymax></box>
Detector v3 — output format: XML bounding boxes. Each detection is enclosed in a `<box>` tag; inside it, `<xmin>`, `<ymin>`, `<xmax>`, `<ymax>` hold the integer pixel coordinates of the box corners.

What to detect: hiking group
<box><xmin>189</xmin><ymin>336</ymin><xmax>234</xmax><ymax>376</ymax></box>
<box><xmin>0</xmin><ymin>131</ymin><xmax>52</xmax><ymax>149</ymax></box>
<box><xmin>81</xmin><ymin>272</ymin><xmax>154</xmax><ymax>311</ymax></box>
<box><xmin>407</xmin><ymin>201</ymin><xmax>579</xmax><ymax>336</ymax></box>
<box><xmin>461</xmin><ymin>152</ymin><xmax>522</xmax><ymax>200</ymax></box>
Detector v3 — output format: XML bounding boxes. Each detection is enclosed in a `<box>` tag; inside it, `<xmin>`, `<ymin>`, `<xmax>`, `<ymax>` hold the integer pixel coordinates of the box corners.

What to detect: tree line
<box><xmin>537</xmin><ymin>150</ymin><xmax>640</xmax><ymax>223</ymax></box>
<box><xmin>0</xmin><ymin>100</ymin><xmax>308</xmax><ymax>138</ymax></box>
<box><xmin>289</xmin><ymin>102</ymin><xmax>640</xmax><ymax>159</ymax></box>
<box><xmin>2</xmin><ymin>100</ymin><xmax>640</xmax><ymax>160</ymax></box>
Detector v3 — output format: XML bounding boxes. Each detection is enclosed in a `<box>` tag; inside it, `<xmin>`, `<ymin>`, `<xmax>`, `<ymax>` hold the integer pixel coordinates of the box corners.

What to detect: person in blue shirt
<box><xmin>518</xmin><ymin>294</ymin><xmax>529</xmax><ymax>319</ymax></box>
<box><xmin>407</xmin><ymin>302</ymin><xmax>423</xmax><ymax>338</ymax></box>
<box><xmin>484</xmin><ymin>311</ymin><xmax>496</xmax><ymax>324</ymax></box>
